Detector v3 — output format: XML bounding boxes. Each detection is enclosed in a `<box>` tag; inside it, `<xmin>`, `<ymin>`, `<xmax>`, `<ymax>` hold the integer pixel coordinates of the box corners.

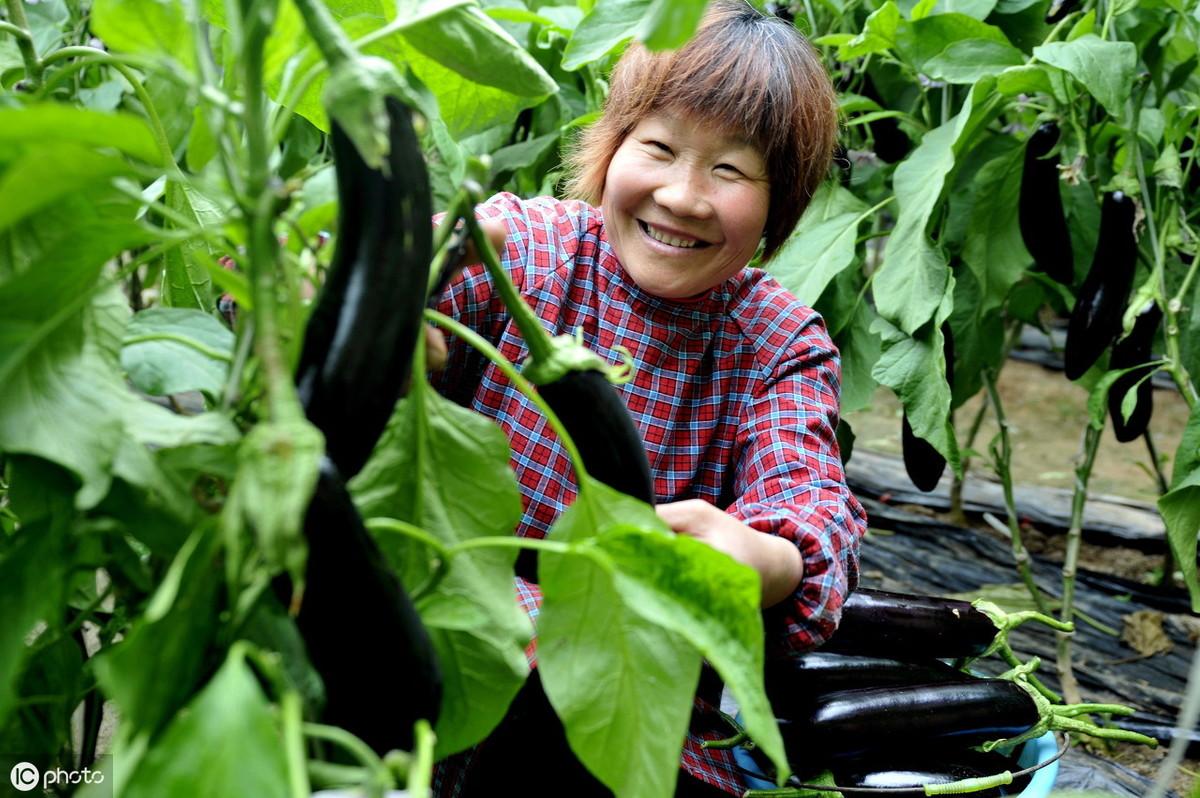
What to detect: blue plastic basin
<box><xmin>732</xmin><ymin>731</ymin><xmax>1059</xmax><ymax>796</ymax></box>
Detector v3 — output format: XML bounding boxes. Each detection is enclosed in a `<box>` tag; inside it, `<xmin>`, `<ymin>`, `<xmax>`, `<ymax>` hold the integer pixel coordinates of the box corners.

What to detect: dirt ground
<box><xmin>848</xmin><ymin>358</ymin><xmax>1191</xmax><ymax>506</ymax></box>
<box><xmin>848</xmin><ymin>358</ymin><xmax>1198</xmax><ymax>796</ymax></box>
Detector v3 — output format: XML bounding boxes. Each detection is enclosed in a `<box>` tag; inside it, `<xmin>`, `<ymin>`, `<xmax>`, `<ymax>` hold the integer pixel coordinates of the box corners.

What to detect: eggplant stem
<box><xmin>702</xmin><ymin>731</ymin><xmax>749</xmax><ymax>750</ymax></box>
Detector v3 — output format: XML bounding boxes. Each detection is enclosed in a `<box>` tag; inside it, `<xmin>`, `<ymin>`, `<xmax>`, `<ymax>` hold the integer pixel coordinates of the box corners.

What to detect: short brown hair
<box><xmin>563</xmin><ymin>0</ymin><xmax>838</xmax><ymax>261</ymax></box>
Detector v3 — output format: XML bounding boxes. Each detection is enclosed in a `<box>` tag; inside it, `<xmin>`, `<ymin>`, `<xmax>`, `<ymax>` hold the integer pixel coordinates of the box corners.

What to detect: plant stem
<box><xmin>302</xmin><ymin>723</ymin><xmax>391</xmax><ymax>794</ymax></box>
<box><xmin>290</xmin><ymin>0</ymin><xmax>357</xmax><ymax>68</ymax></box>
<box><xmin>406</xmin><ymin>720</ymin><xmax>435</xmax><ymax>798</ymax></box>
<box><xmin>1143</xmin><ymin>430</ymin><xmax>1177</xmax><ymax>587</ymax></box>
<box><xmin>983</xmin><ymin>368</ymin><xmax>1048</xmax><ymax>613</ymax></box>
<box><xmin>4</xmin><ymin>0</ymin><xmax>42</xmax><ymax>88</ymax></box>
<box><xmin>281</xmin><ymin>691</ymin><xmax>311</xmax><ymax>798</ymax></box>
<box><xmin>950</xmin><ymin>397</ymin><xmax>990</xmax><ymax>526</ymax></box>
<box><xmin>1056</xmin><ymin>423</ymin><xmax>1102</xmax><ymax>705</ymax></box>
<box><xmin>240</xmin><ymin>0</ymin><xmax>301</xmax><ymax>424</ymax></box>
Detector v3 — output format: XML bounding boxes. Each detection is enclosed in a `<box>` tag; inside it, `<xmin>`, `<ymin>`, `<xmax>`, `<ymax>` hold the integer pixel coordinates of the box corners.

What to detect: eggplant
<box><xmin>1064</xmin><ymin>191</ymin><xmax>1138</xmax><ymax>381</ymax></box>
<box><xmin>821</xmin><ymin>588</ymin><xmax>999</xmax><ymax>660</ymax></box>
<box><xmin>832</xmin><ymin>748</ymin><xmax>1032</xmax><ymax>797</ymax></box>
<box><xmin>901</xmin><ymin>325</ymin><xmax>953</xmax><ymax>493</ymax></box>
<box><xmin>293</xmin><ymin>457</ymin><xmax>442</xmax><ymax>754</ymax></box>
<box><xmin>781</xmin><ymin>680</ymin><xmax>1040</xmax><ymax>760</ymax></box>
<box><xmin>295</xmin><ymin>96</ymin><xmax>433</xmax><ymax>479</ymax></box>
<box><xmin>1019</xmin><ymin>122</ymin><xmax>1074</xmax><ymax>286</ymax></box>
<box><xmin>1107</xmin><ymin>303</ymin><xmax>1161</xmax><ymax>443</ymax></box>
<box><xmin>514</xmin><ymin>369</ymin><xmax>655</xmax><ymax>582</ymax></box>
<box><xmin>765</xmin><ymin>652</ymin><xmax>975</xmax><ymax>719</ymax></box>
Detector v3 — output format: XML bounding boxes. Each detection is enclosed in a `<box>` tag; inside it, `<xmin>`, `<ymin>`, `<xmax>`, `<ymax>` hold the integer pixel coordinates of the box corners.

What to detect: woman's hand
<box><xmin>656</xmin><ymin>499</ymin><xmax>803</xmax><ymax>608</ymax></box>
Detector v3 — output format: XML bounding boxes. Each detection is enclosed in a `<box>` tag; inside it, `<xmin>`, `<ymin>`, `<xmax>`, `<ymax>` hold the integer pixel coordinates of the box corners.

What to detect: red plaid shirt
<box><xmin>431</xmin><ymin>193</ymin><xmax>866</xmax><ymax>795</ymax></box>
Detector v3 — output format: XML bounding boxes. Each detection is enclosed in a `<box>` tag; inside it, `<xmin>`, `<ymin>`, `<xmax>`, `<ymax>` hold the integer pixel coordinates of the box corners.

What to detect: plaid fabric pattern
<box><xmin>430</xmin><ymin>193</ymin><xmax>866</xmax><ymax>795</ymax></box>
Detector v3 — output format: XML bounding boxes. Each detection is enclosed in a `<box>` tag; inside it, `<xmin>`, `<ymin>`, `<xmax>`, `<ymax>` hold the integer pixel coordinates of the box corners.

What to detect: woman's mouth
<box><xmin>638</xmin><ymin>220</ymin><xmax>709</xmax><ymax>249</ymax></box>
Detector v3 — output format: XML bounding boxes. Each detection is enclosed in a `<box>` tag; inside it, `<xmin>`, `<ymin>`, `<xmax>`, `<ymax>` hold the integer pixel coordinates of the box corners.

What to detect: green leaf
<box><xmin>875</xmin><ymin>79</ymin><xmax>1000</xmax><ymax>334</ymax></box>
<box><xmin>871</xmin><ymin>303</ymin><xmax>959</xmax><ymax>467</ymax></box>
<box><xmin>895</xmin><ymin>14</ymin><xmax>1011</xmax><ymax>72</ymax></box>
<box><xmin>996</xmin><ymin>64</ymin><xmax>1053</xmax><ymax>96</ymax></box>
<box><xmin>121</xmin><ymin>647</ymin><xmax>290</xmax><ymax>798</ymax></box>
<box><xmin>351</xmin><ymin>376</ymin><xmax>531</xmax><ymax>757</ymax></box>
<box><xmin>186</xmin><ymin>106</ymin><xmax>218</xmax><ymax>172</ymax></box>
<box><xmin>947</xmin><ymin>266</ymin><xmax>1003</xmax><ymax>407</ymax></box>
<box><xmin>584</xmin><ymin>523</ymin><xmax>790</xmax><ymax>785</ymax></box>
<box><xmin>0</xmin><ymin>519</ymin><xmax>67</xmax><ymax>729</ymax></box>
<box><xmin>538</xmin><ymin>482</ymin><xmax>702</xmax><ymax>798</ymax></box>
<box><xmin>92</xmin><ymin>530</ymin><xmax>220</xmax><ymax>737</ymax></box>
<box><xmin>563</xmin><ymin>0</ymin><xmax>646</xmax><ymax>70</ymax></box>
<box><xmin>927</xmin><ymin>0</ymin><xmax>999</xmax><ymax>18</ymax></box>
<box><xmin>490</xmin><ymin>131</ymin><xmax>561</xmax><ymax>176</ymax></box>
<box><xmin>1066</xmin><ymin>10</ymin><xmax>1096</xmax><ymax>40</ymax></box>
<box><xmin>963</xmin><ymin>143</ymin><xmax>1028</xmax><ymax>315</ymax></box>
<box><xmin>90</xmin><ymin>0</ymin><xmax>195</xmax><ymax>71</ymax></box>
<box><xmin>837</xmin><ymin>1</ymin><xmax>900</xmax><ymax>59</ymax></box>
<box><xmin>0</xmin><ymin>105</ymin><xmax>162</xmax><ymax>165</ymax></box>
<box><xmin>121</xmin><ymin>307</ymin><xmax>234</xmax><ymax>396</ymax></box>
<box><xmin>817</xmin><ymin>271</ymin><xmax>882</xmax><ymax>416</ymax></box>
<box><xmin>1152</xmin><ymin>143</ymin><xmax>1183</xmax><ymax>189</ymax></box>
<box><xmin>400</xmin><ymin>3</ymin><xmax>558</xmax><ymax>97</ymax></box>
<box><xmin>636</xmin><ymin>0</ymin><xmax>709</xmax><ymax>49</ymax></box>
<box><xmin>768</xmin><ymin>183</ymin><xmax>869</xmax><ymax>305</ymax></box>
<box><xmin>1032</xmin><ymin>35</ymin><xmax>1137</xmax><ymax>118</ymax></box>
<box><xmin>924</xmin><ymin>38</ymin><xmax>1025</xmax><ymax>84</ymax></box>
<box><xmin>0</xmin><ymin>142</ymin><xmax>135</xmax><ymax>233</ymax></box>
<box><xmin>160</xmin><ymin>182</ymin><xmax>216</xmax><ymax>309</ymax></box>
<box><xmin>224</xmin><ymin>418</ymin><xmax>324</xmax><ymax>584</ymax></box>
<box><xmin>1159</xmin><ymin>406</ymin><xmax>1200</xmax><ymax>611</ymax></box>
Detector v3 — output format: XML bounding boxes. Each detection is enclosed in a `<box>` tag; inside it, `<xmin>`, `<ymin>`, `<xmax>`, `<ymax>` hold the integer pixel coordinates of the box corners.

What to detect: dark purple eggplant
<box><xmin>832</xmin><ymin>748</ymin><xmax>1032</xmax><ymax>797</ymax></box>
<box><xmin>1019</xmin><ymin>122</ymin><xmax>1074</xmax><ymax>286</ymax></box>
<box><xmin>1064</xmin><ymin>191</ymin><xmax>1138</xmax><ymax>380</ymax></box>
<box><xmin>295</xmin><ymin>96</ymin><xmax>432</xmax><ymax>479</ymax></box>
<box><xmin>765</xmin><ymin>652</ymin><xmax>975</xmax><ymax>719</ymax></box>
<box><xmin>293</xmin><ymin>457</ymin><xmax>442</xmax><ymax>754</ymax></box>
<box><xmin>821</xmin><ymin>588</ymin><xmax>1000</xmax><ymax>660</ymax></box>
<box><xmin>780</xmin><ymin>680</ymin><xmax>1040</xmax><ymax>760</ymax></box>
<box><xmin>1107</xmin><ymin>303</ymin><xmax>1161</xmax><ymax>443</ymax></box>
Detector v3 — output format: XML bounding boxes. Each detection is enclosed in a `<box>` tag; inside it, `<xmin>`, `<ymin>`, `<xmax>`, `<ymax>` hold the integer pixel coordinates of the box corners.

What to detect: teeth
<box><xmin>643</xmin><ymin>222</ymin><xmax>699</xmax><ymax>249</ymax></box>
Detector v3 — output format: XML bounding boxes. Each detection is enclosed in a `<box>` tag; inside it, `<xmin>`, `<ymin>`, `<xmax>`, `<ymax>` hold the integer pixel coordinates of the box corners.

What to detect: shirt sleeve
<box><xmin>725</xmin><ymin>311</ymin><xmax>867</xmax><ymax>656</ymax></box>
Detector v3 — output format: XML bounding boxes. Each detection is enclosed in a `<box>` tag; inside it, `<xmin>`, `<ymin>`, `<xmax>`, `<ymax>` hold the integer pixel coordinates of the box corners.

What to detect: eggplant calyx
<box><xmin>973</xmin><ymin>600</ymin><xmax>1075</xmax><ymax>659</ymax></box>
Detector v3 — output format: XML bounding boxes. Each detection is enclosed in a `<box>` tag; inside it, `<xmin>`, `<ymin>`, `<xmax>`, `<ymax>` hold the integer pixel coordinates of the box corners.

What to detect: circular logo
<box><xmin>9</xmin><ymin>762</ymin><xmax>39</xmax><ymax>792</ymax></box>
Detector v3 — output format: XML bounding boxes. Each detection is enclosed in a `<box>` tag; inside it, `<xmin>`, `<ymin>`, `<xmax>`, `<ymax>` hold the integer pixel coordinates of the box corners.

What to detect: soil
<box><xmin>846</xmin><ymin>357</ymin><xmax>1198</xmax><ymax>796</ymax></box>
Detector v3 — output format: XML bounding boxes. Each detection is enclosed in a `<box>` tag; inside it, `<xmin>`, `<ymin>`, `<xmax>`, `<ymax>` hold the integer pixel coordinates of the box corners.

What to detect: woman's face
<box><xmin>601</xmin><ymin>111</ymin><xmax>770</xmax><ymax>300</ymax></box>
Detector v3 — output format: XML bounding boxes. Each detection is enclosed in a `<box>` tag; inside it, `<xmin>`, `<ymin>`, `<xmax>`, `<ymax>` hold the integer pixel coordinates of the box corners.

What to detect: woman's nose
<box><xmin>651</xmin><ymin>167</ymin><xmax>713</xmax><ymax>219</ymax></box>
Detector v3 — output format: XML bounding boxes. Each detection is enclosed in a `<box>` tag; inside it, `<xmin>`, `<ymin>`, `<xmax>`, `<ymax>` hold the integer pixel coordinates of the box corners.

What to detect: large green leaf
<box><xmin>924</xmin><ymin>39</ymin><xmax>1025</xmax><ymax>84</ymax></box>
<box><xmin>1032</xmin><ymin>35</ymin><xmax>1137</xmax><ymax>118</ymax></box>
<box><xmin>562</xmin><ymin>0</ymin><xmax>646</xmax><ymax>70</ymax></box>
<box><xmin>962</xmin><ymin>142</ymin><xmax>1028</xmax><ymax>316</ymax></box>
<box><xmin>397</xmin><ymin>1</ymin><xmax>557</xmax><ymax>98</ymax></box>
<box><xmin>0</xmin><ymin>142</ymin><xmax>135</xmax><ymax>234</ymax></box>
<box><xmin>583</xmin><ymin>522</ymin><xmax>790</xmax><ymax>786</ymax></box>
<box><xmin>121</xmin><ymin>307</ymin><xmax>234</xmax><ymax>397</ymax></box>
<box><xmin>768</xmin><ymin>183</ymin><xmax>869</xmax><ymax>307</ymax></box>
<box><xmin>895</xmin><ymin>14</ymin><xmax>1011</xmax><ymax>72</ymax></box>
<box><xmin>159</xmin><ymin>182</ymin><xmax>216</xmax><ymax>312</ymax></box>
<box><xmin>816</xmin><ymin>270</ymin><xmax>881</xmax><ymax>417</ymax></box>
<box><xmin>0</xmin><ymin>105</ymin><xmax>162</xmax><ymax>165</ymax></box>
<box><xmin>92</xmin><ymin>530</ymin><xmax>221</xmax><ymax>737</ymax></box>
<box><xmin>637</xmin><ymin>0</ymin><xmax>709</xmax><ymax>49</ymax></box>
<box><xmin>90</xmin><ymin>0</ymin><xmax>196</xmax><ymax>71</ymax></box>
<box><xmin>121</xmin><ymin>647</ymin><xmax>290</xmax><ymax>798</ymax></box>
<box><xmin>1159</xmin><ymin>405</ymin><xmax>1200</xmax><ymax>611</ymax></box>
<box><xmin>871</xmin><ymin>294</ymin><xmax>959</xmax><ymax>467</ymax></box>
<box><xmin>352</xmin><ymin>375</ymin><xmax>530</xmax><ymax>757</ymax></box>
<box><xmin>875</xmin><ymin>78</ymin><xmax>1000</xmax><ymax>334</ymax></box>
<box><xmin>836</xmin><ymin>1</ymin><xmax>901</xmax><ymax>60</ymax></box>
<box><xmin>538</xmin><ymin>483</ymin><xmax>700</xmax><ymax>798</ymax></box>
<box><xmin>0</xmin><ymin>519</ymin><xmax>67</xmax><ymax>729</ymax></box>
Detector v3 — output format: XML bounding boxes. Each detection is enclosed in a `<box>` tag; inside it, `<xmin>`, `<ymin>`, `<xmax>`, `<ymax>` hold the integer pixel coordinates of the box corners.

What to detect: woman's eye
<box><xmin>716</xmin><ymin>163</ymin><xmax>743</xmax><ymax>176</ymax></box>
<box><xmin>647</xmin><ymin>140</ymin><xmax>672</xmax><ymax>154</ymax></box>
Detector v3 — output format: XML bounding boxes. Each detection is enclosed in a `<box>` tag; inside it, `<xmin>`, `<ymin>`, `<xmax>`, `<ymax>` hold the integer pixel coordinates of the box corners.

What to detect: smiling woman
<box><xmin>426</xmin><ymin>1</ymin><xmax>863</xmax><ymax>795</ymax></box>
